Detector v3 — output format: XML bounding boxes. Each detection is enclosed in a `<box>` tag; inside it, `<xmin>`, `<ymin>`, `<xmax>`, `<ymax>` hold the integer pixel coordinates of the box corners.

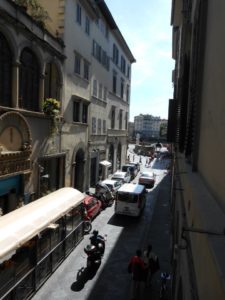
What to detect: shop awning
<box><xmin>100</xmin><ymin>160</ymin><xmax>112</xmax><ymax>167</ymax></box>
<box><xmin>0</xmin><ymin>187</ymin><xmax>84</xmax><ymax>262</ymax></box>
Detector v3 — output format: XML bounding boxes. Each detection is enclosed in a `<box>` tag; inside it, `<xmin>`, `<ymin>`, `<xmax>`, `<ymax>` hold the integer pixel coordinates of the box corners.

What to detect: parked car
<box><xmin>138</xmin><ymin>171</ymin><xmax>156</xmax><ymax>188</ymax></box>
<box><xmin>101</xmin><ymin>179</ymin><xmax>122</xmax><ymax>196</ymax></box>
<box><xmin>83</xmin><ymin>195</ymin><xmax>102</xmax><ymax>220</ymax></box>
<box><xmin>121</xmin><ymin>164</ymin><xmax>138</xmax><ymax>179</ymax></box>
<box><xmin>111</xmin><ymin>171</ymin><xmax>131</xmax><ymax>183</ymax></box>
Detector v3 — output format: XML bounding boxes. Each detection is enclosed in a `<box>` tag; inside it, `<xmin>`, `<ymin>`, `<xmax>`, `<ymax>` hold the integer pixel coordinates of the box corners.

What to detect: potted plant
<box><xmin>42</xmin><ymin>98</ymin><xmax>60</xmax><ymax>116</ymax></box>
<box><xmin>42</xmin><ymin>98</ymin><xmax>60</xmax><ymax>134</ymax></box>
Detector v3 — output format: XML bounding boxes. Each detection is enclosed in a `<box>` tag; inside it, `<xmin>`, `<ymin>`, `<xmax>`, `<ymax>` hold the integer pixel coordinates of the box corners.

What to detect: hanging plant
<box><xmin>14</xmin><ymin>0</ymin><xmax>50</xmax><ymax>28</ymax></box>
<box><xmin>42</xmin><ymin>98</ymin><xmax>60</xmax><ymax>116</ymax></box>
<box><xmin>42</xmin><ymin>98</ymin><xmax>60</xmax><ymax>134</ymax></box>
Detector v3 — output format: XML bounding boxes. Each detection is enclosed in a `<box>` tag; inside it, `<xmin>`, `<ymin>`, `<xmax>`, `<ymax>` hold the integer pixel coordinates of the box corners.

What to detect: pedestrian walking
<box><xmin>143</xmin><ymin>244</ymin><xmax>160</xmax><ymax>286</ymax></box>
<box><xmin>128</xmin><ymin>249</ymin><xmax>146</xmax><ymax>300</ymax></box>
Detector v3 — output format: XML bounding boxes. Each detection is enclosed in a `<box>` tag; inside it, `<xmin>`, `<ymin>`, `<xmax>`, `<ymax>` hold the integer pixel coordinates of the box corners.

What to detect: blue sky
<box><xmin>105</xmin><ymin>0</ymin><xmax>174</xmax><ymax>122</ymax></box>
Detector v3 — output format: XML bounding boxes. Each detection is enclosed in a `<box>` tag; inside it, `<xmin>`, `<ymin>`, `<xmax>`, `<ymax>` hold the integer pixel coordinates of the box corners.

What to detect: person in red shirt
<box><xmin>128</xmin><ymin>249</ymin><xmax>145</xmax><ymax>300</ymax></box>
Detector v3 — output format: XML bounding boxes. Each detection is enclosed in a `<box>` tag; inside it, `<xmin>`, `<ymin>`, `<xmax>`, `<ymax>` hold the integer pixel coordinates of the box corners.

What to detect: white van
<box><xmin>115</xmin><ymin>183</ymin><xmax>147</xmax><ymax>217</ymax></box>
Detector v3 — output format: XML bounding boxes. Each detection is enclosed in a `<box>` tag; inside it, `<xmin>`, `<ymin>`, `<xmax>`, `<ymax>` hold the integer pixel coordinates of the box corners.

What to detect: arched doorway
<box><xmin>108</xmin><ymin>144</ymin><xmax>114</xmax><ymax>173</ymax></box>
<box><xmin>117</xmin><ymin>143</ymin><xmax>122</xmax><ymax>169</ymax></box>
<box><xmin>74</xmin><ymin>149</ymin><xmax>85</xmax><ymax>192</ymax></box>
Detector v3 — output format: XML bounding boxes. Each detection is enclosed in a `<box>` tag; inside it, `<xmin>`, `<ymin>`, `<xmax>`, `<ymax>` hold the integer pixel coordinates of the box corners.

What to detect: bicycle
<box><xmin>159</xmin><ymin>272</ymin><xmax>171</xmax><ymax>299</ymax></box>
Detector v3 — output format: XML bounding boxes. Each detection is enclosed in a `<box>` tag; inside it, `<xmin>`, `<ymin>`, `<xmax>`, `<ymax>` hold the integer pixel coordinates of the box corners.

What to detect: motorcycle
<box><xmin>84</xmin><ymin>244</ymin><xmax>102</xmax><ymax>269</ymax></box>
<box><xmin>89</xmin><ymin>230</ymin><xmax>106</xmax><ymax>255</ymax></box>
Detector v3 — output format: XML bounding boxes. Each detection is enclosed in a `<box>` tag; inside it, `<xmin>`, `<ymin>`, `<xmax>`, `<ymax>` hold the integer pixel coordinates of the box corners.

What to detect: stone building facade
<box><xmin>0</xmin><ymin>0</ymin><xmax>65</xmax><ymax>214</ymax></box>
<box><xmin>38</xmin><ymin>0</ymin><xmax>135</xmax><ymax>186</ymax></box>
<box><xmin>169</xmin><ymin>0</ymin><xmax>225</xmax><ymax>299</ymax></box>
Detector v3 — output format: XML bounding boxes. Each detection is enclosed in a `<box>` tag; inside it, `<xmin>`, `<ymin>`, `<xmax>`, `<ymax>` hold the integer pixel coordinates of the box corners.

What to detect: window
<box><xmin>76</xmin><ymin>3</ymin><xmax>82</xmax><ymax>25</ymax></box>
<box><xmin>121</xmin><ymin>55</ymin><xmax>126</xmax><ymax>74</ymax></box>
<box><xmin>111</xmin><ymin>106</ymin><xmax>115</xmax><ymax>129</ymax></box>
<box><xmin>83</xmin><ymin>60</ymin><xmax>89</xmax><ymax>80</ymax></box>
<box><xmin>44</xmin><ymin>63</ymin><xmax>60</xmax><ymax>101</ymax></box>
<box><xmin>93</xmin><ymin>79</ymin><xmax>97</xmax><ymax>97</ymax></box>
<box><xmin>73</xmin><ymin>99</ymin><xmax>88</xmax><ymax>123</ymax></box>
<box><xmin>0</xmin><ymin>32</ymin><xmax>12</xmax><ymax>107</ymax></box>
<box><xmin>127</xmin><ymin>65</ymin><xmax>130</xmax><ymax>79</ymax></box>
<box><xmin>119</xmin><ymin>109</ymin><xmax>123</xmax><ymax>129</ymax></box>
<box><xmin>74</xmin><ymin>53</ymin><xmax>81</xmax><ymax>75</ymax></box>
<box><xmin>97</xmin><ymin>119</ymin><xmax>101</xmax><ymax>134</ymax></box>
<box><xmin>103</xmin><ymin>120</ymin><xmax>106</xmax><ymax>133</ymax></box>
<box><xmin>99</xmin><ymin>83</ymin><xmax>103</xmax><ymax>99</ymax></box>
<box><xmin>19</xmin><ymin>48</ymin><xmax>40</xmax><ymax>111</ymax></box>
<box><xmin>103</xmin><ymin>87</ymin><xmax>107</xmax><ymax>101</ymax></box>
<box><xmin>92</xmin><ymin>117</ymin><xmax>96</xmax><ymax>134</ymax></box>
<box><xmin>113</xmin><ymin>44</ymin><xmax>119</xmax><ymax>65</ymax></box>
<box><xmin>73</xmin><ymin>101</ymin><xmax>80</xmax><ymax>122</ymax></box>
<box><xmin>113</xmin><ymin>71</ymin><xmax>117</xmax><ymax>94</ymax></box>
<box><xmin>82</xmin><ymin>103</ymin><xmax>88</xmax><ymax>123</ymax></box>
<box><xmin>92</xmin><ymin>40</ymin><xmax>109</xmax><ymax>70</ymax></box>
<box><xmin>126</xmin><ymin>85</ymin><xmax>130</xmax><ymax>102</ymax></box>
<box><xmin>120</xmin><ymin>78</ymin><xmax>124</xmax><ymax>99</ymax></box>
<box><xmin>85</xmin><ymin>16</ymin><xmax>90</xmax><ymax>35</ymax></box>
<box><xmin>125</xmin><ymin>112</ymin><xmax>128</xmax><ymax>130</ymax></box>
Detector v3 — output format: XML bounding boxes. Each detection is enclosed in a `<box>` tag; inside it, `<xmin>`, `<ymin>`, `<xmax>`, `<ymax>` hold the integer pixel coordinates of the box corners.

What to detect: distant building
<box><xmin>134</xmin><ymin>114</ymin><xmax>162</xmax><ymax>139</ymax></box>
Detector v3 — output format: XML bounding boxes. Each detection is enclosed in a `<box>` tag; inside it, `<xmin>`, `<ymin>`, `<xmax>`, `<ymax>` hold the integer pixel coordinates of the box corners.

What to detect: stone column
<box><xmin>12</xmin><ymin>61</ymin><xmax>20</xmax><ymax>108</ymax></box>
<box><xmin>39</xmin><ymin>74</ymin><xmax>45</xmax><ymax>111</ymax></box>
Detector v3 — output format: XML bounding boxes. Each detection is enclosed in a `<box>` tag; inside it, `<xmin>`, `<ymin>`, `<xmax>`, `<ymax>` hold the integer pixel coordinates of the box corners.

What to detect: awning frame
<box><xmin>0</xmin><ymin>187</ymin><xmax>84</xmax><ymax>261</ymax></box>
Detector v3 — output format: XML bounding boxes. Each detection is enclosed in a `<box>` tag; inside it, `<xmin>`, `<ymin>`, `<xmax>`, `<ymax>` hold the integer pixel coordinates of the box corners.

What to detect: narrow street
<box><xmin>32</xmin><ymin>146</ymin><xmax>172</xmax><ymax>300</ymax></box>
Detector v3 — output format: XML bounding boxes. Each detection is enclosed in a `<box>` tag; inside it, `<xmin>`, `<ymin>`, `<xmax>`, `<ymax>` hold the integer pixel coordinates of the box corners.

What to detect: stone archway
<box><xmin>74</xmin><ymin>148</ymin><xmax>85</xmax><ymax>192</ymax></box>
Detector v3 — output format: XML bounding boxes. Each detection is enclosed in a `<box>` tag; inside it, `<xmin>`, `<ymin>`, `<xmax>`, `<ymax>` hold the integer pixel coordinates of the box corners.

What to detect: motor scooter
<box><xmin>84</xmin><ymin>244</ymin><xmax>102</xmax><ymax>269</ymax></box>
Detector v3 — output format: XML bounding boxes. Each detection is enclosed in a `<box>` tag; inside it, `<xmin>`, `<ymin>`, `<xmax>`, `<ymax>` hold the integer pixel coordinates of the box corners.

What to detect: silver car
<box><xmin>101</xmin><ymin>179</ymin><xmax>122</xmax><ymax>196</ymax></box>
<box><xmin>111</xmin><ymin>171</ymin><xmax>131</xmax><ymax>183</ymax></box>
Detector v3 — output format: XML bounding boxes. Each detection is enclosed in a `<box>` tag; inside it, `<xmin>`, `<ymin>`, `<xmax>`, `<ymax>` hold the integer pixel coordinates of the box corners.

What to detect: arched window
<box><xmin>19</xmin><ymin>48</ymin><xmax>40</xmax><ymax>111</ymax></box>
<box><xmin>44</xmin><ymin>63</ymin><xmax>60</xmax><ymax>100</ymax></box>
<box><xmin>0</xmin><ymin>32</ymin><xmax>12</xmax><ymax>107</ymax></box>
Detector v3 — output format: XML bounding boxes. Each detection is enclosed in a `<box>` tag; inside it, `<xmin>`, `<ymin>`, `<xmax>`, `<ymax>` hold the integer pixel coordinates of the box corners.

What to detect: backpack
<box><xmin>149</xmin><ymin>256</ymin><xmax>160</xmax><ymax>274</ymax></box>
